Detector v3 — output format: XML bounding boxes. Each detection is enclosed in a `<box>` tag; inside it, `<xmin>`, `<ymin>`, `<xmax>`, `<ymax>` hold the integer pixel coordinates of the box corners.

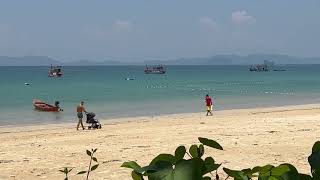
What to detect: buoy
<box><xmin>25</xmin><ymin>83</ymin><xmax>30</xmax><ymax>86</ymax></box>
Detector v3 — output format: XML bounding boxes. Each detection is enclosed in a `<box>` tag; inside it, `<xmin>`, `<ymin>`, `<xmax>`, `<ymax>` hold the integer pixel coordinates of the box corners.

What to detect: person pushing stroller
<box><xmin>76</xmin><ymin>101</ymin><xmax>87</xmax><ymax>130</ymax></box>
<box><xmin>76</xmin><ymin>101</ymin><xmax>102</xmax><ymax>130</ymax></box>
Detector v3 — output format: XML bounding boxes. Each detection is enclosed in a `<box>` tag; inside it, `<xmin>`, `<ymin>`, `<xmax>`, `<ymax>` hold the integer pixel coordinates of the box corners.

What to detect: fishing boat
<box><xmin>144</xmin><ymin>65</ymin><xmax>166</xmax><ymax>74</ymax></box>
<box><xmin>249</xmin><ymin>64</ymin><xmax>269</xmax><ymax>72</ymax></box>
<box><xmin>48</xmin><ymin>65</ymin><xmax>63</xmax><ymax>77</ymax></box>
<box><xmin>249</xmin><ymin>60</ymin><xmax>273</xmax><ymax>72</ymax></box>
<box><xmin>33</xmin><ymin>99</ymin><xmax>61</xmax><ymax>112</ymax></box>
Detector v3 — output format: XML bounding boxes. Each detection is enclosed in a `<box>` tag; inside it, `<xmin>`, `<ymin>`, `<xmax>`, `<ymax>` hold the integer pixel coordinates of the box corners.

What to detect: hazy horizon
<box><xmin>1</xmin><ymin>1</ymin><xmax>319</xmax><ymax>62</ymax></box>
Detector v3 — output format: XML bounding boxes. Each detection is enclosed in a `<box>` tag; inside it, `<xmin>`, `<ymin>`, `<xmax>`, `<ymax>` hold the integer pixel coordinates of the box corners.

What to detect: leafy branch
<box><xmin>59</xmin><ymin>148</ymin><xmax>99</xmax><ymax>180</ymax></box>
<box><xmin>77</xmin><ymin>148</ymin><xmax>99</xmax><ymax>180</ymax></box>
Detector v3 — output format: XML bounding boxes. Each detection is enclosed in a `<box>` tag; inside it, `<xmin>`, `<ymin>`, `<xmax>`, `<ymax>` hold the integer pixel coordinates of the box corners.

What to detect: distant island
<box><xmin>0</xmin><ymin>54</ymin><xmax>320</xmax><ymax>66</ymax></box>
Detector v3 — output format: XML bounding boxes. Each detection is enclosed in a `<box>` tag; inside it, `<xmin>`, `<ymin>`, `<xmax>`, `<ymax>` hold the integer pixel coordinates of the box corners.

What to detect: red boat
<box><xmin>33</xmin><ymin>99</ymin><xmax>60</xmax><ymax>112</ymax></box>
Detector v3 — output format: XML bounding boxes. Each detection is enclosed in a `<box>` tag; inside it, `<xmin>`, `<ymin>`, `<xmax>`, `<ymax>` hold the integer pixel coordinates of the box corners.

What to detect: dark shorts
<box><xmin>77</xmin><ymin>112</ymin><xmax>83</xmax><ymax>119</ymax></box>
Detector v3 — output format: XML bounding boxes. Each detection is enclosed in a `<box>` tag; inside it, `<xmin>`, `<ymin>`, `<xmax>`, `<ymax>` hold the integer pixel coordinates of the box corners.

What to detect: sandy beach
<box><xmin>1</xmin><ymin>104</ymin><xmax>320</xmax><ymax>179</ymax></box>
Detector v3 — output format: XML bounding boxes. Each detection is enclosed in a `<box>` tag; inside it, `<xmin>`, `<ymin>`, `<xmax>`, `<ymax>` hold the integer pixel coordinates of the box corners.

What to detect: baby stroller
<box><xmin>86</xmin><ymin>112</ymin><xmax>102</xmax><ymax>129</ymax></box>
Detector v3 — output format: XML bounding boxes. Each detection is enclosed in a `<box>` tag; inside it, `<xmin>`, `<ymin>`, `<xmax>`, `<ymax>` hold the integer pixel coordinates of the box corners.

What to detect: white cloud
<box><xmin>231</xmin><ymin>11</ymin><xmax>255</xmax><ymax>25</ymax></box>
<box><xmin>200</xmin><ymin>17</ymin><xmax>218</xmax><ymax>29</ymax></box>
<box><xmin>112</xmin><ymin>20</ymin><xmax>132</xmax><ymax>31</ymax></box>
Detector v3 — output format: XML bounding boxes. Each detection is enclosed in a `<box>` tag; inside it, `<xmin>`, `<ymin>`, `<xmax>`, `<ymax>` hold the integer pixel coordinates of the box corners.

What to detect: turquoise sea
<box><xmin>0</xmin><ymin>65</ymin><xmax>320</xmax><ymax>125</ymax></box>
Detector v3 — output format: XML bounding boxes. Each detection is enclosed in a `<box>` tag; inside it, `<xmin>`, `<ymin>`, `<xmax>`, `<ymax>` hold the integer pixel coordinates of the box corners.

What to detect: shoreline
<box><xmin>1</xmin><ymin>103</ymin><xmax>320</xmax><ymax>179</ymax></box>
<box><xmin>1</xmin><ymin>102</ymin><xmax>320</xmax><ymax>128</ymax></box>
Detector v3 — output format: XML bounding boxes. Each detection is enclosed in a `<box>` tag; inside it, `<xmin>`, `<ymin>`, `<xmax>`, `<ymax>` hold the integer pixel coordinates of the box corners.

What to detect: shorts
<box><xmin>77</xmin><ymin>112</ymin><xmax>83</xmax><ymax>119</ymax></box>
<box><xmin>207</xmin><ymin>105</ymin><xmax>213</xmax><ymax>111</ymax></box>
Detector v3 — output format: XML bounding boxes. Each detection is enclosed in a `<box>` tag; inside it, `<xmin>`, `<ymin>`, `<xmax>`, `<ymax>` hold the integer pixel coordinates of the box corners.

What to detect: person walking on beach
<box><xmin>76</xmin><ymin>101</ymin><xmax>87</xmax><ymax>130</ymax></box>
<box><xmin>205</xmin><ymin>94</ymin><xmax>213</xmax><ymax>116</ymax></box>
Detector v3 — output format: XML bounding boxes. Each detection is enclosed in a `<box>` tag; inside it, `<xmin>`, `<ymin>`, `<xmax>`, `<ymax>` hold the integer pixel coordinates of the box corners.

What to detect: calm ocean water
<box><xmin>0</xmin><ymin>65</ymin><xmax>320</xmax><ymax>125</ymax></box>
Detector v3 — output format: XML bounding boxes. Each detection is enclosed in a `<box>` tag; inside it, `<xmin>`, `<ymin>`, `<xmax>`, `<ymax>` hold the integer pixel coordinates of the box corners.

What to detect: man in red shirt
<box><xmin>205</xmin><ymin>94</ymin><xmax>213</xmax><ymax>116</ymax></box>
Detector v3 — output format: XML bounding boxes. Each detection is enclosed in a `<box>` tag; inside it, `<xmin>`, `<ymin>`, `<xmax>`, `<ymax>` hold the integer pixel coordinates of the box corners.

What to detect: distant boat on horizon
<box><xmin>249</xmin><ymin>60</ymin><xmax>274</xmax><ymax>72</ymax></box>
<box><xmin>144</xmin><ymin>65</ymin><xmax>166</xmax><ymax>74</ymax></box>
<box><xmin>48</xmin><ymin>65</ymin><xmax>63</xmax><ymax>77</ymax></box>
<box><xmin>249</xmin><ymin>64</ymin><xmax>269</xmax><ymax>72</ymax></box>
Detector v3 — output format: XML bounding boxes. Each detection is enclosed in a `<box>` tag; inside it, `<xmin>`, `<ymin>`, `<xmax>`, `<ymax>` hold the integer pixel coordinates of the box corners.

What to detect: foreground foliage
<box><xmin>122</xmin><ymin>138</ymin><xmax>320</xmax><ymax>180</ymax></box>
<box><xmin>60</xmin><ymin>148</ymin><xmax>99</xmax><ymax>180</ymax></box>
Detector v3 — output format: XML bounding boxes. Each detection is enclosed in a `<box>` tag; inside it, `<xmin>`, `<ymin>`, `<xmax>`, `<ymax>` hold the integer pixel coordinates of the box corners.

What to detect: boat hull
<box><xmin>33</xmin><ymin>100</ymin><xmax>59</xmax><ymax>112</ymax></box>
<box><xmin>48</xmin><ymin>72</ymin><xmax>63</xmax><ymax>77</ymax></box>
<box><xmin>144</xmin><ymin>70</ymin><xmax>166</xmax><ymax>74</ymax></box>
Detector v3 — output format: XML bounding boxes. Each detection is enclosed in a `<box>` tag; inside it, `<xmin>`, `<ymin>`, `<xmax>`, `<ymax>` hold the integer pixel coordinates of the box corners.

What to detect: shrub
<box><xmin>121</xmin><ymin>138</ymin><xmax>320</xmax><ymax>180</ymax></box>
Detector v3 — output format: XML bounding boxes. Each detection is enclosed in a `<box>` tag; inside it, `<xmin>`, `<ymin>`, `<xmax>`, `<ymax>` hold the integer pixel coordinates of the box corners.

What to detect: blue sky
<box><xmin>0</xmin><ymin>0</ymin><xmax>319</xmax><ymax>61</ymax></box>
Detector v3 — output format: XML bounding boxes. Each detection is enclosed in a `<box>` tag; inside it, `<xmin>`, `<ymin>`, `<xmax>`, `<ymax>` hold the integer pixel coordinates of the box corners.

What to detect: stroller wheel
<box><xmin>88</xmin><ymin>126</ymin><xmax>91</xmax><ymax>129</ymax></box>
<box><xmin>99</xmin><ymin>125</ymin><xmax>102</xmax><ymax>129</ymax></box>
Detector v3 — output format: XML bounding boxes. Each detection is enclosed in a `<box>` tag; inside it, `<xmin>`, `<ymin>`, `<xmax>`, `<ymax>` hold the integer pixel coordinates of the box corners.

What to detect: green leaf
<box><xmin>175</xmin><ymin>146</ymin><xmax>186</xmax><ymax>161</ymax></box>
<box><xmin>198</xmin><ymin>144</ymin><xmax>205</xmax><ymax>158</ymax></box>
<box><xmin>198</xmin><ymin>137</ymin><xmax>223</xmax><ymax>150</ymax></box>
<box><xmin>68</xmin><ymin>168</ymin><xmax>73</xmax><ymax>173</ymax></box>
<box><xmin>240</xmin><ymin>168</ymin><xmax>259</xmax><ymax>178</ymax></box>
<box><xmin>140</xmin><ymin>165</ymin><xmax>159</xmax><ymax>174</ymax></box>
<box><xmin>150</xmin><ymin>154</ymin><xmax>176</xmax><ymax>166</ymax></box>
<box><xmin>308</xmin><ymin>151</ymin><xmax>320</xmax><ymax>178</ymax></box>
<box><xmin>92</xmin><ymin>157</ymin><xmax>98</xmax><ymax>162</ymax></box>
<box><xmin>77</xmin><ymin>171</ymin><xmax>87</xmax><ymax>174</ymax></box>
<box><xmin>299</xmin><ymin>174</ymin><xmax>313</xmax><ymax>180</ymax></box>
<box><xmin>173</xmin><ymin>158</ymin><xmax>203</xmax><ymax>180</ymax></box>
<box><xmin>258</xmin><ymin>165</ymin><xmax>275</xmax><ymax>176</ymax></box>
<box><xmin>148</xmin><ymin>161</ymin><xmax>174</xmax><ymax>180</ymax></box>
<box><xmin>267</xmin><ymin>177</ymin><xmax>278</xmax><ymax>180</ymax></box>
<box><xmin>91</xmin><ymin>164</ymin><xmax>99</xmax><ymax>171</ymax></box>
<box><xmin>241</xmin><ymin>168</ymin><xmax>254</xmax><ymax>177</ymax></box>
<box><xmin>132</xmin><ymin>171</ymin><xmax>144</xmax><ymax>180</ymax></box>
<box><xmin>270</xmin><ymin>164</ymin><xmax>291</xmax><ymax>176</ymax></box>
<box><xmin>86</xmin><ymin>150</ymin><xmax>92</xmax><ymax>156</ymax></box>
<box><xmin>252</xmin><ymin>166</ymin><xmax>261</xmax><ymax>174</ymax></box>
<box><xmin>189</xmin><ymin>145</ymin><xmax>199</xmax><ymax>158</ymax></box>
<box><xmin>257</xmin><ymin>164</ymin><xmax>299</xmax><ymax>180</ymax></box>
<box><xmin>202</xmin><ymin>157</ymin><xmax>220</xmax><ymax>175</ymax></box>
<box><xmin>147</xmin><ymin>158</ymin><xmax>203</xmax><ymax>180</ymax></box>
<box><xmin>93</xmin><ymin>148</ymin><xmax>98</xmax><ymax>153</ymax></box>
<box><xmin>276</xmin><ymin>164</ymin><xmax>299</xmax><ymax>180</ymax></box>
<box><xmin>312</xmin><ymin>141</ymin><xmax>320</xmax><ymax>153</ymax></box>
<box><xmin>121</xmin><ymin>161</ymin><xmax>143</xmax><ymax>174</ymax></box>
<box><xmin>59</xmin><ymin>170</ymin><xmax>65</xmax><ymax>173</ymax></box>
<box><xmin>311</xmin><ymin>142</ymin><xmax>320</xmax><ymax>178</ymax></box>
<box><xmin>223</xmin><ymin>168</ymin><xmax>249</xmax><ymax>180</ymax></box>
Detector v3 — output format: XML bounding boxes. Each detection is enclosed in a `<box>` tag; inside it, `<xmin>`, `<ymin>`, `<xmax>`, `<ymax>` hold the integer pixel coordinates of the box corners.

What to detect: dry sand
<box><xmin>1</xmin><ymin>104</ymin><xmax>320</xmax><ymax>179</ymax></box>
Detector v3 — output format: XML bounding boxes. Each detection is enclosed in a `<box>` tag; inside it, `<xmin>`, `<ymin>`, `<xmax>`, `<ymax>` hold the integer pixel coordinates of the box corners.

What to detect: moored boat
<box><xmin>33</xmin><ymin>99</ymin><xmax>61</xmax><ymax>112</ymax></box>
<box><xmin>48</xmin><ymin>65</ymin><xmax>63</xmax><ymax>77</ymax></box>
<box><xmin>249</xmin><ymin>60</ymin><xmax>273</xmax><ymax>72</ymax></box>
<box><xmin>249</xmin><ymin>64</ymin><xmax>269</xmax><ymax>72</ymax></box>
<box><xmin>144</xmin><ymin>65</ymin><xmax>166</xmax><ymax>74</ymax></box>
